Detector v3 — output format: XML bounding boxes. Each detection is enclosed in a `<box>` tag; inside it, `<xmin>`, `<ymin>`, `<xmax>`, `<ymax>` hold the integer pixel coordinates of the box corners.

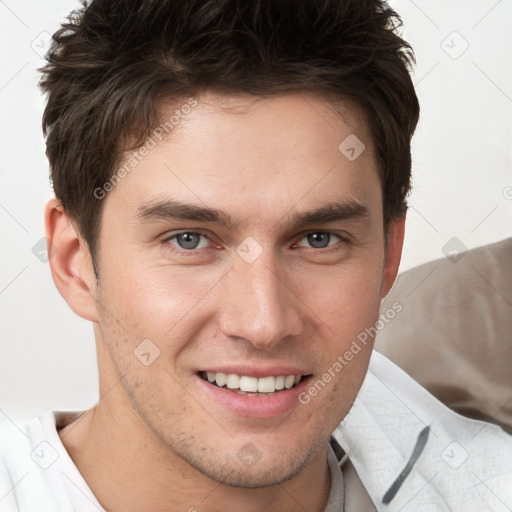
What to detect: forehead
<box><xmin>109</xmin><ymin>90</ymin><xmax>380</xmax><ymax>223</ymax></box>
<box><xmin>154</xmin><ymin>90</ymin><xmax>373</xmax><ymax>166</ymax></box>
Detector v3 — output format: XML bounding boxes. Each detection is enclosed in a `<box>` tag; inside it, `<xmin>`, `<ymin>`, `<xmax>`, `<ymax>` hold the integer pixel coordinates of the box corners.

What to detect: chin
<box><xmin>187</xmin><ymin>450</ymin><xmax>311</xmax><ymax>489</ymax></box>
<box><xmin>168</xmin><ymin>425</ymin><xmax>328</xmax><ymax>489</ymax></box>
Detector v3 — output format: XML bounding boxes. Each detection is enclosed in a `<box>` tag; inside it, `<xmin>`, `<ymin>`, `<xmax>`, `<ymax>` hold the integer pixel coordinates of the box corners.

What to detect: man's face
<box><xmin>92</xmin><ymin>91</ymin><xmax>392</xmax><ymax>486</ymax></box>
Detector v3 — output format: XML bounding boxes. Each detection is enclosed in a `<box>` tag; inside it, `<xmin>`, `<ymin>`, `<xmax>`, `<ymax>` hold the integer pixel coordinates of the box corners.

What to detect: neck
<box><xmin>58</xmin><ymin>392</ymin><xmax>331</xmax><ymax>512</ymax></box>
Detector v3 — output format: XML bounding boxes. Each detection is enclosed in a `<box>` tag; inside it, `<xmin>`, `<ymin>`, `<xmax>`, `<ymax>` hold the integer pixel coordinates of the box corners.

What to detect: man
<box><xmin>0</xmin><ymin>1</ymin><xmax>510</xmax><ymax>510</ymax></box>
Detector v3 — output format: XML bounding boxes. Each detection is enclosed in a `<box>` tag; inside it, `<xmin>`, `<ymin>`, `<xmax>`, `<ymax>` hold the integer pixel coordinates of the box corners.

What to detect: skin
<box><xmin>46</xmin><ymin>91</ymin><xmax>405</xmax><ymax>512</ymax></box>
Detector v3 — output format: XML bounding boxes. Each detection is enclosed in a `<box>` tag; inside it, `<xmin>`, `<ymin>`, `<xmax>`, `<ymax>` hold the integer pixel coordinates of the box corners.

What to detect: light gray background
<box><xmin>1</xmin><ymin>0</ymin><xmax>511</xmax><ymax>417</ymax></box>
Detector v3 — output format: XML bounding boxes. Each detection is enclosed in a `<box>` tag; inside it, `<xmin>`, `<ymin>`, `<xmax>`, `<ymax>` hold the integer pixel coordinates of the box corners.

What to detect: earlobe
<box><xmin>381</xmin><ymin>214</ymin><xmax>406</xmax><ymax>298</ymax></box>
<box><xmin>44</xmin><ymin>198</ymin><xmax>99</xmax><ymax>322</ymax></box>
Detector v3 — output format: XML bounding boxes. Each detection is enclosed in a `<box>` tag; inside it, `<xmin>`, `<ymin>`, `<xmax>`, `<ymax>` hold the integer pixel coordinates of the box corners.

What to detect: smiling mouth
<box><xmin>199</xmin><ymin>371</ymin><xmax>311</xmax><ymax>396</ymax></box>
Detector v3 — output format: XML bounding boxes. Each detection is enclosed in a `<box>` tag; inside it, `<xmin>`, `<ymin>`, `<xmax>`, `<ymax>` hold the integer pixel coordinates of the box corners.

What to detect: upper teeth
<box><xmin>206</xmin><ymin>372</ymin><xmax>301</xmax><ymax>393</ymax></box>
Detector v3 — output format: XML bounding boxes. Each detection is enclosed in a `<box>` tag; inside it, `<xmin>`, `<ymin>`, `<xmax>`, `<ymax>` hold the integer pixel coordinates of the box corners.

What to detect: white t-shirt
<box><xmin>0</xmin><ymin>409</ymin><xmax>345</xmax><ymax>511</ymax></box>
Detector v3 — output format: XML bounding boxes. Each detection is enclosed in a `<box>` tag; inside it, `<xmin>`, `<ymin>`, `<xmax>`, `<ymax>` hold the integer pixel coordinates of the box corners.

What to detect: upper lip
<box><xmin>197</xmin><ymin>365</ymin><xmax>312</xmax><ymax>379</ymax></box>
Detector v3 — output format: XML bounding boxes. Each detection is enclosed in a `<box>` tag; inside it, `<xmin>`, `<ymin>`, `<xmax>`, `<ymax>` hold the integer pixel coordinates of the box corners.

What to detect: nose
<box><xmin>218</xmin><ymin>252</ymin><xmax>303</xmax><ymax>350</ymax></box>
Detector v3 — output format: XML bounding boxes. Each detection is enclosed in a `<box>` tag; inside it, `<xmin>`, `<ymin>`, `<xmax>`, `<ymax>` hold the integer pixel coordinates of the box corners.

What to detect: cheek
<box><xmin>295</xmin><ymin>259</ymin><xmax>384</xmax><ymax>431</ymax></box>
<box><xmin>97</xmin><ymin>255</ymin><xmax>226</xmax><ymax>353</ymax></box>
<box><xmin>295</xmin><ymin>254</ymin><xmax>384</xmax><ymax>340</ymax></box>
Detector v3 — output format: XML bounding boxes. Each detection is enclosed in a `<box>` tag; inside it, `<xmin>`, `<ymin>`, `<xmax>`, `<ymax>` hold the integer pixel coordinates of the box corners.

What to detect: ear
<box><xmin>381</xmin><ymin>214</ymin><xmax>406</xmax><ymax>298</ymax></box>
<box><xmin>44</xmin><ymin>198</ymin><xmax>99</xmax><ymax>322</ymax></box>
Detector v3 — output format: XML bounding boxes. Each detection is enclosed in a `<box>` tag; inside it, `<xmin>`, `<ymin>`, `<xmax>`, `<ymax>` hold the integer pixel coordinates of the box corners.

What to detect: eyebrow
<box><xmin>284</xmin><ymin>200</ymin><xmax>370</xmax><ymax>229</ymax></box>
<box><xmin>135</xmin><ymin>197</ymin><xmax>370</xmax><ymax>231</ymax></box>
<box><xmin>135</xmin><ymin>198</ymin><xmax>239</xmax><ymax>229</ymax></box>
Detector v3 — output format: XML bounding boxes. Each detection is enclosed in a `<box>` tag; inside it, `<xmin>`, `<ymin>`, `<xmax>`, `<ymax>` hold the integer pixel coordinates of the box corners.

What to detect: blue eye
<box><xmin>168</xmin><ymin>232</ymin><xmax>210</xmax><ymax>250</ymax></box>
<box><xmin>297</xmin><ymin>232</ymin><xmax>341</xmax><ymax>249</ymax></box>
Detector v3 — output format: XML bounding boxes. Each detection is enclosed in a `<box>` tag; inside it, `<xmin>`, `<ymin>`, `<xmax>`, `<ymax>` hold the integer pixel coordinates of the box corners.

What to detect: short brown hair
<box><xmin>40</xmin><ymin>0</ymin><xmax>419</xmax><ymax>275</ymax></box>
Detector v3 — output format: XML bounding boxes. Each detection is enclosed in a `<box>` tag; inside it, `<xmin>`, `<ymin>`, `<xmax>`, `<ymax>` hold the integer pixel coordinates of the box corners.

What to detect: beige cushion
<box><xmin>375</xmin><ymin>237</ymin><xmax>512</xmax><ymax>433</ymax></box>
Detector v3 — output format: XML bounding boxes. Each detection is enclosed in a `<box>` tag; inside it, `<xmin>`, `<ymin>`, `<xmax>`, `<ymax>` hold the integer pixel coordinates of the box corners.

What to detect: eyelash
<box><xmin>162</xmin><ymin>230</ymin><xmax>347</xmax><ymax>253</ymax></box>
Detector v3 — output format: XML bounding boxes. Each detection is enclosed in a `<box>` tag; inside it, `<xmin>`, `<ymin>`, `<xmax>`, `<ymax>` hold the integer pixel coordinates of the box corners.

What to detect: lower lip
<box><xmin>194</xmin><ymin>374</ymin><xmax>311</xmax><ymax>418</ymax></box>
